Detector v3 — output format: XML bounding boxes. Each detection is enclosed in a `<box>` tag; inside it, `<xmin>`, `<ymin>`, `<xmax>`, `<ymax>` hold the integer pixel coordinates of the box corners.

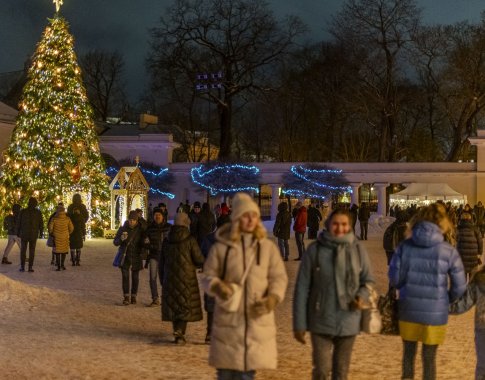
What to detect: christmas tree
<box><xmin>0</xmin><ymin>5</ymin><xmax>109</xmax><ymax>235</ymax></box>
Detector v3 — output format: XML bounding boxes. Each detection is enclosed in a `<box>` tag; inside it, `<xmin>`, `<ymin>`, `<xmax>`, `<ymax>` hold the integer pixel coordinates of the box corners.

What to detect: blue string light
<box><xmin>191</xmin><ymin>164</ymin><xmax>260</xmax><ymax>195</ymax></box>
<box><xmin>290</xmin><ymin>165</ymin><xmax>351</xmax><ymax>191</ymax></box>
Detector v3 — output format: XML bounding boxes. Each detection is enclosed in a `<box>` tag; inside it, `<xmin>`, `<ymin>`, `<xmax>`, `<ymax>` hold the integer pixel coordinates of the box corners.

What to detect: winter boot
<box><xmin>173</xmin><ymin>330</ymin><xmax>186</xmax><ymax>345</ymax></box>
<box><xmin>28</xmin><ymin>267</ymin><xmax>34</xmax><ymax>272</ymax></box>
<box><xmin>75</xmin><ymin>251</ymin><xmax>81</xmax><ymax>266</ymax></box>
<box><xmin>2</xmin><ymin>257</ymin><xmax>12</xmax><ymax>264</ymax></box>
<box><xmin>122</xmin><ymin>296</ymin><xmax>130</xmax><ymax>306</ymax></box>
<box><xmin>148</xmin><ymin>298</ymin><xmax>160</xmax><ymax>307</ymax></box>
<box><xmin>130</xmin><ymin>295</ymin><xmax>137</xmax><ymax>305</ymax></box>
<box><xmin>19</xmin><ymin>267</ymin><xmax>25</xmax><ymax>272</ymax></box>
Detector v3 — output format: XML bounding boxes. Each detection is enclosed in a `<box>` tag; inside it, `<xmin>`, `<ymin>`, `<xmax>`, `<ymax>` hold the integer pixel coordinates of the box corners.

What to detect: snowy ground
<box><xmin>0</xmin><ymin>225</ymin><xmax>476</xmax><ymax>380</ymax></box>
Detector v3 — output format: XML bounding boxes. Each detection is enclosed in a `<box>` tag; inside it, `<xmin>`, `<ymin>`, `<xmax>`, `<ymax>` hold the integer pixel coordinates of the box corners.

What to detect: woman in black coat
<box><xmin>113</xmin><ymin>210</ymin><xmax>145</xmax><ymax>305</ymax></box>
<box><xmin>159</xmin><ymin>212</ymin><xmax>205</xmax><ymax>344</ymax></box>
<box><xmin>273</xmin><ymin>202</ymin><xmax>292</xmax><ymax>261</ymax></box>
<box><xmin>67</xmin><ymin>193</ymin><xmax>89</xmax><ymax>266</ymax></box>
<box><xmin>456</xmin><ymin>212</ymin><xmax>483</xmax><ymax>279</ymax></box>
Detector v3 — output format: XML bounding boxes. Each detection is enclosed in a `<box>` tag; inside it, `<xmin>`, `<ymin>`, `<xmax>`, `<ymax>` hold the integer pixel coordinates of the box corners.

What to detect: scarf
<box><xmin>320</xmin><ymin>230</ymin><xmax>360</xmax><ymax>310</ymax></box>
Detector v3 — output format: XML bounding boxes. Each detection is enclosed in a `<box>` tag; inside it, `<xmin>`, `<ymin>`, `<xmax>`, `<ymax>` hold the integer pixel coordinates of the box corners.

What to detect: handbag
<box><xmin>361</xmin><ymin>284</ymin><xmax>382</xmax><ymax>334</ymax></box>
<box><xmin>46</xmin><ymin>234</ymin><xmax>55</xmax><ymax>248</ymax></box>
<box><xmin>378</xmin><ymin>287</ymin><xmax>400</xmax><ymax>335</ymax></box>
<box><xmin>112</xmin><ymin>247</ymin><xmax>126</xmax><ymax>267</ymax></box>
<box><xmin>216</xmin><ymin>251</ymin><xmax>256</xmax><ymax>313</ymax></box>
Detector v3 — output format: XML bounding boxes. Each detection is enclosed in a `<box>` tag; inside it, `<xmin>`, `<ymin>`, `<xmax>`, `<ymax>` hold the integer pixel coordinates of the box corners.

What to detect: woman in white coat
<box><xmin>203</xmin><ymin>192</ymin><xmax>288</xmax><ymax>380</ymax></box>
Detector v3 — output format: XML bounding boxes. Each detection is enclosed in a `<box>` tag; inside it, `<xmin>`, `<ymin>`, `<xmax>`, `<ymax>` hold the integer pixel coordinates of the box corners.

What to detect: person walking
<box><xmin>145</xmin><ymin>208</ymin><xmax>171</xmax><ymax>307</ymax></box>
<box><xmin>474</xmin><ymin>201</ymin><xmax>485</xmax><ymax>237</ymax></box>
<box><xmin>16</xmin><ymin>197</ymin><xmax>43</xmax><ymax>272</ymax></box>
<box><xmin>202</xmin><ymin>192</ymin><xmax>288</xmax><ymax>380</ymax></box>
<box><xmin>196</xmin><ymin>202</ymin><xmax>216</xmax><ymax>246</ymax></box>
<box><xmin>113</xmin><ymin>210</ymin><xmax>145</xmax><ymax>305</ymax></box>
<box><xmin>307</xmin><ymin>202</ymin><xmax>323</xmax><ymax>240</ymax></box>
<box><xmin>349</xmin><ymin>204</ymin><xmax>359</xmax><ymax>233</ymax></box>
<box><xmin>49</xmin><ymin>205</ymin><xmax>74</xmax><ymax>271</ymax></box>
<box><xmin>159</xmin><ymin>212</ymin><xmax>205</xmax><ymax>344</ymax></box>
<box><xmin>273</xmin><ymin>201</ymin><xmax>292</xmax><ymax>261</ymax></box>
<box><xmin>450</xmin><ymin>266</ymin><xmax>485</xmax><ymax>380</ymax></box>
<box><xmin>2</xmin><ymin>204</ymin><xmax>21</xmax><ymax>264</ymax></box>
<box><xmin>389</xmin><ymin>203</ymin><xmax>467</xmax><ymax>380</ymax></box>
<box><xmin>293</xmin><ymin>201</ymin><xmax>307</xmax><ymax>260</ymax></box>
<box><xmin>67</xmin><ymin>193</ymin><xmax>89</xmax><ymax>266</ymax></box>
<box><xmin>382</xmin><ymin>209</ymin><xmax>409</xmax><ymax>265</ymax></box>
<box><xmin>216</xmin><ymin>203</ymin><xmax>231</xmax><ymax>228</ymax></box>
<box><xmin>293</xmin><ymin>209</ymin><xmax>374</xmax><ymax>380</ymax></box>
<box><xmin>358</xmin><ymin>202</ymin><xmax>370</xmax><ymax>240</ymax></box>
<box><xmin>456</xmin><ymin>212</ymin><xmax>483</xmax><ymax>281</ymax></box>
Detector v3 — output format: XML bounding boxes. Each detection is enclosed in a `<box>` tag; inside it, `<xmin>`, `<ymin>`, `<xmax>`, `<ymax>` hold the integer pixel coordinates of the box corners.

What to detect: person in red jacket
<box><xmin>293</xmin><ymin>202</ymin><xmax>308</xmax><ymax>261</ymax></box>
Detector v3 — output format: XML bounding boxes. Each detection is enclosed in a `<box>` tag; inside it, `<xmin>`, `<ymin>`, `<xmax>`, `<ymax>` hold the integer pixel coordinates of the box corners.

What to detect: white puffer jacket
<box><xmin>202</xmin><ymin>224</ymin><xmax>288</xmax><ymax>371</ymax></box>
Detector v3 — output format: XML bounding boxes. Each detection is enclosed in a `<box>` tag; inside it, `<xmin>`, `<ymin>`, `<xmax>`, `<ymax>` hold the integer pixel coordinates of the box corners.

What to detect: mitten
<box><xmin>250</xmin><ymin>293</ymin><xmax>280</xmax><ymax>317</ymax></box>
<box><xmin>210</xmin><ymin>280</ymin><xmax>234</xmax><ymax>300</ymax></box>
<box><xmin>349</xmin><ymin>295</ymin><xmax>366</xmax><ymax>311</ymax></box>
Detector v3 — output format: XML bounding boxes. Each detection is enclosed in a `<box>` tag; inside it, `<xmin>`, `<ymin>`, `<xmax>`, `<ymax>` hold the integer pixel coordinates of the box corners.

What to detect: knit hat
<box><xmin>128</xmin><ymin>210</ymin><xmax>138</xmax><ymax>220</ymax></box>
<box><xmin>230</xmin><ymin>193</ymin><xmax>260</xmax><ymax>221</ymax></box>
<box><xmin>174</xmin><ymin>212</ymin><xmax>191</xmax><ymax>227</ymax></box>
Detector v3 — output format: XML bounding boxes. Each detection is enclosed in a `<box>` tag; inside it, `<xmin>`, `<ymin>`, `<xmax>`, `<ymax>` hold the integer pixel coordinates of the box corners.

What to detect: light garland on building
<box><xmin>290</xmin><ymin>165</ymin><xmax>351</xmax><ymax>191</ymax></box>
<box><xmin>190</xmin><ymin>163</ymin><xmax>260</xmax><ymax>195</ymax></box>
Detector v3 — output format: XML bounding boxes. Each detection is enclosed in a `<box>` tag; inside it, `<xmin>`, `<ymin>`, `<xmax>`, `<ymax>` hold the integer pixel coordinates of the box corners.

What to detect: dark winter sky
<box><xmin>1</xmin><ymin>0</ymin><xmax>484</xmax><ymax>103</ymax></box>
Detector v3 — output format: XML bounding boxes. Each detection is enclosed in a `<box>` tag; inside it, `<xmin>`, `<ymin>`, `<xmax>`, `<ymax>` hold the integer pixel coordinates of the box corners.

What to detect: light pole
<box><xmin>195</xmin><ymin>71</ymin><xmax>223</xmax><ymax>161</ymax></box>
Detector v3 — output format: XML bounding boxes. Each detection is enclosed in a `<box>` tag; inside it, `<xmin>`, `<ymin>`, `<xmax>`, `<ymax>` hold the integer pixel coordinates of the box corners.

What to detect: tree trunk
<box><xmin>218</xmin><ymin>97</ymin><xmax>232</xmax><ymax>160</ymax></box>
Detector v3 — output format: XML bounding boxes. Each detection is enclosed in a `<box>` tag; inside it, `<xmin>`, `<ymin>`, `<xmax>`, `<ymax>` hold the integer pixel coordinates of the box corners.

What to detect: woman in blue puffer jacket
<box><xmin>389</xmin><ymin>203</ymin><xmax>467</xmax><ymax>380</ymax></box>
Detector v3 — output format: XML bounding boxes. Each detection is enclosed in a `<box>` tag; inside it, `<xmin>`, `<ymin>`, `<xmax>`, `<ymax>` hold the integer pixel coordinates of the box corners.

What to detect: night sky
<box><xmin>1</xmin><ymin>0</ymin><xmax>484</xmax><ymax>102</ymax></box>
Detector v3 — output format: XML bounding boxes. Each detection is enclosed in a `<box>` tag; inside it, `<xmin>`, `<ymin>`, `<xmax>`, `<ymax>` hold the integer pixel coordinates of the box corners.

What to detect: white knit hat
<box><xmin>230</xmin><ymin>193</ymin><xmax>260</xmax><ymax>221</ymax></box>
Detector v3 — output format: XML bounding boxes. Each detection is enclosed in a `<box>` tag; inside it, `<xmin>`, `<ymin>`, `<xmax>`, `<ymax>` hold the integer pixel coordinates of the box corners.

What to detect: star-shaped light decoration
<box><xmin>53</xmin><ymin>0</ymin><xmax>63</xmax><ymax>12</ymax></box>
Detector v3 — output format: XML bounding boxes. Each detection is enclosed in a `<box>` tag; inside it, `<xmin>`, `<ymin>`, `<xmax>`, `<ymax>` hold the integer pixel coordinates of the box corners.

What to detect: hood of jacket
<box><xmin>411</xmin><ymin>221</ymin><xmax>444</xmax><ymax>247</ymax></box>
<box><xmin>278</xmin><ymin>202</ymin><xmax>288</xmax><ymax>212</ymax></box>
<box><xmin>168</xmin><ymin>225</ymin><xmax>191</xmax><ymax>243</ymax></box>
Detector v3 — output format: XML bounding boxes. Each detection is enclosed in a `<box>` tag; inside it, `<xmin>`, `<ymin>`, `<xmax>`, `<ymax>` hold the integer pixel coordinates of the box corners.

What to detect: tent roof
<box><xmin>393</xmin><ymin>183</ymin><xmax>463</xmax><ymax>197</ymax></box>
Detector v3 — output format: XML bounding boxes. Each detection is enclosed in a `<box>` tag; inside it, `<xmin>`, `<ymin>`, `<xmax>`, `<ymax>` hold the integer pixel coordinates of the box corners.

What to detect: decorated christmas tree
<box><xmin>0</xmin><ymin>3</ymin><xmax>109</xmax><ymax>235</ymax></box>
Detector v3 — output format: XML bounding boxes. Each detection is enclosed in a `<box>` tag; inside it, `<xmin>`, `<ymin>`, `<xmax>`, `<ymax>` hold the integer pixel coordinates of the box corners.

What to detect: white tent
<box><xmin>390</xmin><ymin>183</ymin><xmax>467</xmax><ymax>206</ymax></box>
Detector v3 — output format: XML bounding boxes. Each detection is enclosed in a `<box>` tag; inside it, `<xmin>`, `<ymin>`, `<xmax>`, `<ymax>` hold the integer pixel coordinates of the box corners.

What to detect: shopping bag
<box><xmin>378</xmin><ymin>288</ymin><xmax>400</xmax><ymax>335</ymax></box>
<box><xmin>361</xmin><ymin>284</ymin><xmax>382</xmax><ymax>334</ymax></box>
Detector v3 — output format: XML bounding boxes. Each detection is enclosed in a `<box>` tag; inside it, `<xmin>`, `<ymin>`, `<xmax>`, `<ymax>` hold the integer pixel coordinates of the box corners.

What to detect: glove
<box><xmin>250</xmin><ymin>294</ymin><xmax>280</xmax><ymax>318</ymax></box>
<box><xmin>210</xmin><ymin>280</ymin><xmax>234</xmax><ymax>300</ymax></box>
<box><xmin>349</xmin><ymin>296</ymin><xmax>366</xmax><ymax>311</ymax></box>
<box><xmin>294</xmin><ymin>330</ymin><xmax>306</xmax><ymax>344</ymax></box>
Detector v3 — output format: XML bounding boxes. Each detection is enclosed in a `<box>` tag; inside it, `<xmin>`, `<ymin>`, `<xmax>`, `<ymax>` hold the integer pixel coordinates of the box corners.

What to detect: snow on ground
<box><xmin>0</xmin><ymin>226</ymin><xmax>476</xmax><ymax>380</ymax></box>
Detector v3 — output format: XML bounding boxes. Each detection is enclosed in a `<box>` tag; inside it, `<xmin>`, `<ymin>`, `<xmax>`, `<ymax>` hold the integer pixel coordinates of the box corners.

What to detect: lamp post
<box><xmin>195</xmin><ymin>71</ymin><xmax>223</xmax><ymax>161</ymax></box>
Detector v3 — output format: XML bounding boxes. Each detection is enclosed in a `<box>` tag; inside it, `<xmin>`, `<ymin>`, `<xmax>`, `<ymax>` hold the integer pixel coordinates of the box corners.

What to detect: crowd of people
<box><xmin>2</xmin><ymin>194</ymin><xmax>485</xmax><ymax>380</ymax></box>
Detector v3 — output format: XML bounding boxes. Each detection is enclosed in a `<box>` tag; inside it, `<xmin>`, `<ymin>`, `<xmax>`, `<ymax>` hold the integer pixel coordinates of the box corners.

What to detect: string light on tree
<box><xmin>282</xmin><ymin>164</ymin><xmax>350</xmax><ymax>200</ymax></box>
<box><xmin>191</xmin><ymin>163</ymin><xmax>260</xmax><ymax>195</ymax></box>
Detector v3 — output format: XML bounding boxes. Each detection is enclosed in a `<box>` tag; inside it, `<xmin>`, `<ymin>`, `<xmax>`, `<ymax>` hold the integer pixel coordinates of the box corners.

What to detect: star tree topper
<box><xmin>54</xmin><ymin>0</ymin><xmax>63</xmax><ymax>12</ymax></box>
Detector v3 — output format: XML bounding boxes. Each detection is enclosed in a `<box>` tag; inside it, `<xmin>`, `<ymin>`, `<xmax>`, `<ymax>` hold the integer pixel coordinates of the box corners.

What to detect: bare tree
<box><xmin>330</xmin><ymin>0</ymin><xmax>421</xmax><ymax>162</ymax></box>
<box><xmin>80</xmin><ymin>50</ymin><xmax>126</xmax><ymax>121</ymax></box>
<box><xmin>147</xmin><ymin>0</ymin><xmax>306</xmax><ymax>160</ymax></box>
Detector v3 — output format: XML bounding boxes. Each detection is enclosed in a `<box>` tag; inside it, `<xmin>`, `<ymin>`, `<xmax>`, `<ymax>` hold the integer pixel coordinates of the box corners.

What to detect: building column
<box><xmin>270</xmin><ymin>184</ymin><xmax>280</xmax><ymax>221</ymax></box>
<box><xmin>350</xmin><ymin>183</ymin><xmax>362</xmax><ymax>206</ymax></box>
<box><xmin>375</xmin><ymin>183</ymin><xmax>390</xmax><ymax>216</ymax></box>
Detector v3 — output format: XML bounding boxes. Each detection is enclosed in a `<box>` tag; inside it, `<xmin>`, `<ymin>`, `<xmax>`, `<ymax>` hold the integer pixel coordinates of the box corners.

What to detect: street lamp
<box><xmin>195</xmin><ymin>71</ymin><xmax>224</xmax><ymax>161</ymax></box>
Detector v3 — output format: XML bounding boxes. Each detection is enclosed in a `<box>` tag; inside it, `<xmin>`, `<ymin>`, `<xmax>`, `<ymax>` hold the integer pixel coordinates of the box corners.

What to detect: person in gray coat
<box><xmin>293</xmin><ymin>208</ymin><xmax>374</xmax><ymax>380</ymax></box>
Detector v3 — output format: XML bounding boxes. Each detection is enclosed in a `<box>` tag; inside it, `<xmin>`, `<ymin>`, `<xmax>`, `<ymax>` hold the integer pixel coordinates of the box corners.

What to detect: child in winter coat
<box><xmin>450</xmin><ymin>266</ymin><xmax>485</xmax><ymax>380</ymax></box>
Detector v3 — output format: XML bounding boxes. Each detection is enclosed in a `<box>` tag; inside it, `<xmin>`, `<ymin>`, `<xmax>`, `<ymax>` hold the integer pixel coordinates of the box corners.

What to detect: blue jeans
<box><xmin>217</xmin><ymin>369</ymin><xmax>255</xmax><ymax>380</ymax></box>
<box><xmin>477</xmin><ymin>329</ymin><xmax>485</xmax><ymax>379</ymax></box>
<box><xmin>277</xmin><ymin>238</ymin><xmax>289</xmax><ymax>260</ymax></box>
<box><xmin>149</xmin><ymin>259</ymin><xmax>159</xmax><ymax>299</ymax></box>
<box><xmin>295</xmin><ymin>232</ymin><xmax>305</xmax><ymax>259</ymax></box>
